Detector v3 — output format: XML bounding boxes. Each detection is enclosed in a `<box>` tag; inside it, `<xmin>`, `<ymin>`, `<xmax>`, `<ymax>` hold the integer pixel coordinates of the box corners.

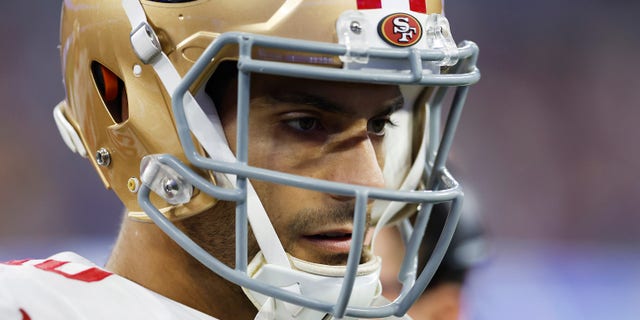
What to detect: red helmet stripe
<box><xmin>409</xmin><ymin>0</ymin><xmax>427</xmax><ymax>13</ymax></box>
<box><xmin>357</xmin><ymin>0</ymin><xmax>382</xmax><ymax>10</ymax></box>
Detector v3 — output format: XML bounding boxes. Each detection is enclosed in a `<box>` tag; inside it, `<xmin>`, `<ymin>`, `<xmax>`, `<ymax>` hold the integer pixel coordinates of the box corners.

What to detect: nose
<box><xmin>324</xmin><ymin>133</ymin><xmax>385</xmax><ymax>195</ymax></box>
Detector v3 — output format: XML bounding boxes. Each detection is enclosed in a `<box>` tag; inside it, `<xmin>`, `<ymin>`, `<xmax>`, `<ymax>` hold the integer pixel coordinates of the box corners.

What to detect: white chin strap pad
<box><xmin>244</xmin><ymin>252</ymin><xmax>382</xmax><ymax>320</ymax></box>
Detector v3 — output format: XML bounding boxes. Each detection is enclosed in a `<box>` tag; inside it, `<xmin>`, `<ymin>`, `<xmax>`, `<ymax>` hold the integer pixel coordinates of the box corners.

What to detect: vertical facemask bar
<box><xmin>234</xmin><ymin>91</ymin><xmax>249</xmax><ymax>272</ymax></box>
<box><xmin>333</xmin><ymin>191</ymin><xmax>369</xmax><ymax>318</ymax></box>
<box><xmin>397</xmin><ymin>202</ymin><xmax>432</xmax><ymax>297</ymax></box>
<box><xmin>396</xmin><ymin>86</ymin><xmax>469</xmax><ymax>290</ymax></box>
<box><xmin>427</xmin><ymin>86</ymin><xmax>448</xmax><ymax>164</ymax></box>
<box><xmin>427</xmin><ymin>86</ymin><xmax>471</xmax><ymax>189</ymax></box>
<box><xmin>235</xmin><ymin>38</ymin><xmax>253</xmax><ymax>273</ymax></box>
<box><xmin>395</xmin><ymin>219</ymin><xmax>419</xmax><ymax>300</ymax></box>
<box><xmin>426</xmin><ymin>41</ymin><xmax>479</xmax><ymax>183</ymax></box>
<box><xmin>396</xmin><ymin>195</ymin><xmax>463</xmax><ymax>315</ymax></box>
<box><xmin>426</xmin><ymin>52</ymin><xmax>473</xmax><ymax>173</ymax></box>
<box><xmin>396</xmin><ymin>60</ymin><xmax>474</xmax><ymax>307</ymax></box>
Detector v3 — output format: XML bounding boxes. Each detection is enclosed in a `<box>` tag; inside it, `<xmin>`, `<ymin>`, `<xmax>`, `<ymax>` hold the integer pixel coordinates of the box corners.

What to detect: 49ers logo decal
<box><xmin>378</xmin><ymin>13</ymin><xmax>423</xmax><ymax>47</ymax></box>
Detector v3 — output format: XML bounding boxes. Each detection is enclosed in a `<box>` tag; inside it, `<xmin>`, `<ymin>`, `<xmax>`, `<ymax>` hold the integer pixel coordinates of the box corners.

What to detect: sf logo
<box><xmin>392</xmin><ymin>17</ymin><xmax>418</xmax><ymax>43</ymax></box>
<box><xmin>378</xmin><ymin>13</ymin><xmax>423</xmax><ymax>47</ymax></box>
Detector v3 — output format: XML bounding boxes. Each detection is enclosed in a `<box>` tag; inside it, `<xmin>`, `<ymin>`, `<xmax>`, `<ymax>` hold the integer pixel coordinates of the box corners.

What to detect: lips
<box><xmin>307</xmin><ymin>232</ymin><xmax>352</xmax><ymax>240</ymax></box>
<box><xmin>302</xmin><ymin>229</ymin><xmax>354</xmax><ymax>254</ymax></box>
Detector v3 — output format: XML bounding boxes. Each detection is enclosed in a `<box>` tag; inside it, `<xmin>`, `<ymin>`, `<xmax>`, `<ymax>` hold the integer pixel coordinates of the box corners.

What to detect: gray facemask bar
<box><xmin>137</xmin><ymin>32</ymin><xmax>479</xmax><ymax>319</ymax></box>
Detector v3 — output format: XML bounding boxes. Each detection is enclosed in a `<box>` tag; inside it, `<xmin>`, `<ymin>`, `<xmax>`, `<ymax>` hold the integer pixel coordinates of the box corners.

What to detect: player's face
<box><xmin>219</xmin><ymin>74</ymin><xmax>403</xmax><ymax>265</ymax></box>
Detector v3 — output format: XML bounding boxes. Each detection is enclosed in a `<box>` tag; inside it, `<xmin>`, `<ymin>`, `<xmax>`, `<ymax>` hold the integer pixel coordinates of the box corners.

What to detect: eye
<box><xmin>285</xmin><ymin>117</ymin><xmax>322</xmax><ymax>132</ymax></box>
<box><xmin>368</xmin><ymin>117</ymin><xmax>396</xmax><ymax>136</ymax></box>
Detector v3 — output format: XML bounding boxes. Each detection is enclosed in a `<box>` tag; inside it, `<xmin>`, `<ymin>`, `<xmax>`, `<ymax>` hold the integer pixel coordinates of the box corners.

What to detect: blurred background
<box><xmin>1</xmin><ymin>1</ymin><xmax>639</xmax><ymax>319</ymax></box>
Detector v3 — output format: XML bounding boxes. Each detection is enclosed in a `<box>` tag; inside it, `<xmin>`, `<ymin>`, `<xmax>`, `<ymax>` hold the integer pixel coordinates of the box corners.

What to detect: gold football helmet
<box><xmin>54</xmin><ymin>0</ymin><xmax>479</xmax><ymax>318</ymax></box>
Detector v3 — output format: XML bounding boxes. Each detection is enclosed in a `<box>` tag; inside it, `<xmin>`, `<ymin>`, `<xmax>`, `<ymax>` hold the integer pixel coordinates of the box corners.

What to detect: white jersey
<box><xmin>0</xmin><ymin>252</ymin><xmax>217</xmax><ymax>320</ymax></box>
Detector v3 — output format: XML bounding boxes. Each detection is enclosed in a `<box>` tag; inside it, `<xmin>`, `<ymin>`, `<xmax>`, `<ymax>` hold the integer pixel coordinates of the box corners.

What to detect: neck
<box><xmin>106</xmin><ymin>211</ymin><xmax>256</xmax><ymax>320</ymax></box>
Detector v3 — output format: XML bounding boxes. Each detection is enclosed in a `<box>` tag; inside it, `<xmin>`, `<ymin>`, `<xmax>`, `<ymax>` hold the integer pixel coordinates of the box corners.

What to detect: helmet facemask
<box><xmin>135</xmin><ymin>34</ymin><xmax>477</xmax><ymax>320</ymax></box>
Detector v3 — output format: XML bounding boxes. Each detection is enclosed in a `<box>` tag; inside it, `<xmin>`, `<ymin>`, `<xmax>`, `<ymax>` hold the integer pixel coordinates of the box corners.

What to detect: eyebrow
<box><xmin>269</xmin><ymin>92</ymin><xmax>405</xmax><ymax>116</ymax></box>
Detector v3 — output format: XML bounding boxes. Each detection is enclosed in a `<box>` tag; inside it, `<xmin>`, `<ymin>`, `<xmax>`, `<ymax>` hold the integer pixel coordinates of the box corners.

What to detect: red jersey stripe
<box><xmin>357</xmin><ymin>0</ymin><xmax>382</xmax><ymax>10</ymax></box>
<box><xmin>35</xmin><ymin>259</ymin><xmax>68</xmax><ymax>270</ymax></box>
<box><xmin>409</xmin><ymin>0</ymin><xmax>427</xmax><ymax>13</ymax></box>
<box><xmin>20</xmin><ymin>309</ymin><xmax>31</xmax><ymax>320</ymax></box>
<box><xmin>34</xmin><ymin>259</ymin><xmax>113</xmax><ymax>282</ymax></box>
<box><xmin>3</xmin><ymin>259</ymin><xmax>30</xmax><ymax>266</ymax></box>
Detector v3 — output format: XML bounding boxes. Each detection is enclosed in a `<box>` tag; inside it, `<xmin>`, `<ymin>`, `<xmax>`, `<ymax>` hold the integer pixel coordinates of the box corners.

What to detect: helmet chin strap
<box><xmin>245</xmin><ymin>252</ymin><xmax>383</xmax><ymax>320</ymax></box>
<box><xmin>122</xmin><ymin>1</ymin><xmax>383</xmax><ymax>319</ymax></box>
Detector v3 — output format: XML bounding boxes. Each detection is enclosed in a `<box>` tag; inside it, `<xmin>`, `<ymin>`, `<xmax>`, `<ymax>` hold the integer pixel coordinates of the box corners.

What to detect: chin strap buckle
<box><xmin>123</xmin><ymin>0</ymin><xmax>162</xmax><ymax>64</ymax></box>
<box><xmin>130</xmin><ymin>21</ymin><xmax>162</xmax><ymax>64</ymax></box>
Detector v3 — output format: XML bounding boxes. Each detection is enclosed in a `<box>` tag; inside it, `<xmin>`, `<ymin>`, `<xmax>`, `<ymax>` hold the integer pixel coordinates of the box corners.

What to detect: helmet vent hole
<box><xmin>91</xmin><ymin>61</ymin><xmax>128</xmax><ymax>124</ymax></box>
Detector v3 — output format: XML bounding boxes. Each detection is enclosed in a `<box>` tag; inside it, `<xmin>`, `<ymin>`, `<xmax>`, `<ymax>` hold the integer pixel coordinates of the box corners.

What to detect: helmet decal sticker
<box><xmin>408</xmin><ymin>0</ymin><xmax>427</xmax><ymax>13</ymax></box>
<box><xmin>377</xmin><ymin>13</ymin><xmax>423</xmax><ymax>47</ymax></box>
<box><xmin>357</xmin><ymin>0</ymin><xmax>427</xmax><ymax>13</ymax></box>
<box><xmin>357</xmin><ymin>0</ymin><xmax>382</xmax><ymax>10</ymax></box>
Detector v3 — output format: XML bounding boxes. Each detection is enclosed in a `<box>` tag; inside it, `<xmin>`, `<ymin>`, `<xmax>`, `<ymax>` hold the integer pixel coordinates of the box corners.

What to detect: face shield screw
<box><xmin>350</xmin><ymin>21</ymin><xmax>362</xmax><ymax>34</ymax></box>
<box><xmin>162</xmin><ymin>178</ymin><xmax>180</xmax><ymax>199</ymax></box>
<box><xmin>127</xmin><ymin>177</ymin><xmax>140</xmax><ymax>193</ymax></box>
<box><xmin>95</xmin><ymin>148</ymin><xmax>111</xmax><ymax>167</ymax></box>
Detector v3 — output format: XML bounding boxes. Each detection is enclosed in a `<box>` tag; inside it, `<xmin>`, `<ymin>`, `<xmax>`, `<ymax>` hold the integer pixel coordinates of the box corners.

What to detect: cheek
<box><xmin>220</xmin><ymin>111</ymin><xmax>238</xmax><ymax>154</ymax></box>
<box><xmin>247</xmin><ymin>125</ymin><xmax>321</xmax><ymax>174</ymax></box>
<box><xmin>251</xmin><ymin>182</ymin><xmax>300</xmax><ymax>238</ymax></box>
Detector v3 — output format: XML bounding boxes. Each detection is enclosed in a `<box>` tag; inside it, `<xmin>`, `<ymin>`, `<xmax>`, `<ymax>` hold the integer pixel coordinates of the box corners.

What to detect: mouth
<box><xmin>301</xmin><ymin>229</ymin><xmax>354</xmax><ymax>254</ymax></box>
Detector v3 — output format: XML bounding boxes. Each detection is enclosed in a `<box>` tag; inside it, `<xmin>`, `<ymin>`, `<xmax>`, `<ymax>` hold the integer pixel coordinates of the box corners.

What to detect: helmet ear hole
<box><xmin>91</xmin><ymin>61</ymin><xmax>128</xmax><ymax>124</ymax></box>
